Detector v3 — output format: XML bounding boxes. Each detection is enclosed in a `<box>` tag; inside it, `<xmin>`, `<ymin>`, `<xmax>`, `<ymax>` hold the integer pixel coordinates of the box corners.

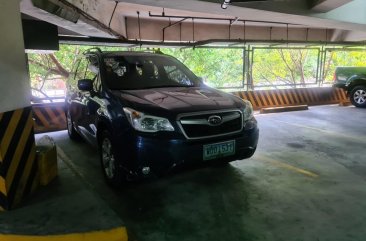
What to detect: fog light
<box><xmin>244</xmin><ymin>119</ymin><xmax>256</xmax><ymax>130</ymax></box>
<box><xmin>142</xmin><ymin>167</ymin><xmax>150</xmax><ymax>175</ymax></box>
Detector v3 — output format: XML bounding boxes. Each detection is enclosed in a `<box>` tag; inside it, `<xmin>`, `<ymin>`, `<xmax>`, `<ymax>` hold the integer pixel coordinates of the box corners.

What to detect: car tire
<box><xmin>350</xmin><ymin>85</ymin><xmax>366</xmax><ymax>108</ymax></box>
<box><xmin>66</xmin><ymin>110</ymin><xmax>81</xmax><ymax>140</ymax></box>
<box><xmin>99</xmin><ymin>130</ymin><xmax>125</xmax><ymax>187</ymax></box>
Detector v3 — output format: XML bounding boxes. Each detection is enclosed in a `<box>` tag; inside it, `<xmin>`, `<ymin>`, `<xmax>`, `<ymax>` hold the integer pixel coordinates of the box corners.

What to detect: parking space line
<box><xmin>273</xmin><ymin>120</ymin><xmax>366</xmax><ymax>144</ymax></box>
<box><xmin>56</xmin><ymin>146</ymin><xmax>96</xmax><ymax>191</ymax></box>
<box><xmin>256</xmin><ymin>154</ymin><xmax>319</xmax><ymax>178</ymax></box>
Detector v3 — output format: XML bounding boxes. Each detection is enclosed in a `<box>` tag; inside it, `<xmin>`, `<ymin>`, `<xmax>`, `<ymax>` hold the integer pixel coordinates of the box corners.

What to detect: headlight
<box><xmin>242</xmin><ymin>100</ymin><xmax>254</xmax><ymax>121</ymax></box>
<box><xmin>123</xmin><ymin>107</ymin><xmax>174</xmax><ymax>132</ymax></box>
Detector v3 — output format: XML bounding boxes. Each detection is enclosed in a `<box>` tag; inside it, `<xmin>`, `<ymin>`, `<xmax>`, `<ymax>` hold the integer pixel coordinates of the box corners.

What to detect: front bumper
<box><xmin>113</xmin><ymin>124</ymin><xmax>259</xmax><ymax>178</ymax></box>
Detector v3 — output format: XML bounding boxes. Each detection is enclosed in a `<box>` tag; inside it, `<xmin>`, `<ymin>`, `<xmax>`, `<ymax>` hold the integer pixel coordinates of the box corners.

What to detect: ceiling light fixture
<box><xmin>221</xmin><ymin>0</ymin><xmax>270</xmax><ymax>9</ymax></box>
<box><xmin>221</xmin><ymin>0</ymin><xmax>231</xmax><ymax>9</ymax></box>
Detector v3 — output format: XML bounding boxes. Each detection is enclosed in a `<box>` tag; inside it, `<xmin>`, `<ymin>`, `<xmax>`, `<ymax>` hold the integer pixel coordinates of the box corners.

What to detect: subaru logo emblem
<box><xmin>208</xmin><ymin>115</ymin><xmax>222</xmax><ymax>126</ymax></box>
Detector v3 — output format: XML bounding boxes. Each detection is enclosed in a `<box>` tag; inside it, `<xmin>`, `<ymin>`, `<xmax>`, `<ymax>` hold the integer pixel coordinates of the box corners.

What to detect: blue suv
<box><xmin>66</xmin><ymin>48</ymin><xmax>259</xmax><ymax>186</ymax></box>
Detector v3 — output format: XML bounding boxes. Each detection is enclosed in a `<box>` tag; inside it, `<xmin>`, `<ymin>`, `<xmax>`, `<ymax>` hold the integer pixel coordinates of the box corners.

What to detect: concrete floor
<box><xmin>0</xmin><ymin>155</ymin><xmax>124</xmax><ymax>236</ymax></box>
<box><xmin>43</xmin><ymin>105</ymin><xmax>366</xmax><ymax>241</ymax></box>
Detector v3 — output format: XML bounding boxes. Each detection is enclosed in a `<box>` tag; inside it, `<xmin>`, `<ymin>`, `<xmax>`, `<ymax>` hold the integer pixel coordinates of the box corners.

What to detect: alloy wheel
<box><xmin>354</xmin><ymin>89</ymin><xmax>366</xmax><ymax>104</ymax></box>
<box><xmin>101</xmin><ymin>138</ymin><xmax>115</xmax><ymax>179</ymax></box>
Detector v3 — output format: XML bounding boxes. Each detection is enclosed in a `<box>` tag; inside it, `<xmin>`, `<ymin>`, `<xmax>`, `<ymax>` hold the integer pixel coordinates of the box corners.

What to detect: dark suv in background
<box><xmin>66</xmin><ymin>48</ymin><xmax>259</xmax><ymax>186</ymax></box>
<box><xmin>333</xmin><ymin>66</ymin><xmax>366</xmax><ymax>107</ymax></box>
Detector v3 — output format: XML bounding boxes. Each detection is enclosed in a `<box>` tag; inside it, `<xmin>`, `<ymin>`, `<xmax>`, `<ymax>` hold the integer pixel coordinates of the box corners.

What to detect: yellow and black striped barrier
<box><xmin>0</xmin><ymin>226</ymin><xmax>128</xmax><ymax>241</ymax></box>
<box><xmin>30</xmin><ymin>87</ymin><xmax>348</xmax><ymax>134</ymax></box>
<box><xmin>0</xmin><ymin>107</ymin><xmax>39</xmax><ymax>210</ymax></box>
<box><xmin>32</xmin><ymin>103</ymin><xmax>66</xmax><ymax>134</ymax></box>
<box><xmin>232</xmin><ymin>87</ymin><xmax>348</xmax><ymax>110</ymax></box>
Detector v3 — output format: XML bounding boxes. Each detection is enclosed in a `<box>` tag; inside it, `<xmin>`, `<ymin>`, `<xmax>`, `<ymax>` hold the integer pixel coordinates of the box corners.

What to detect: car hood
<box><xmin>112</xmin><ymin>87</ymin><xmax>244</xmax><ymax>114</ymax></box>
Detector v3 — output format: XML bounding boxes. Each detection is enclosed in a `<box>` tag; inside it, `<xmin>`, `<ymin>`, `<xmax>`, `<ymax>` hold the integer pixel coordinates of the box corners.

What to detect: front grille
<box><xmin>178</xmin><ymin>110</ymin><xmax>243</xmax><ymax>139</ymax></box>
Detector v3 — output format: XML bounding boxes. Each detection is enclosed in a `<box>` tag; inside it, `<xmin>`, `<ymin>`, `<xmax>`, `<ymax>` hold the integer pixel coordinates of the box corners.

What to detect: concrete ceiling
<box><xmin>19</xmin><ymin>0</ymin><xmax>366</xmax><ymax>46</ymax></box>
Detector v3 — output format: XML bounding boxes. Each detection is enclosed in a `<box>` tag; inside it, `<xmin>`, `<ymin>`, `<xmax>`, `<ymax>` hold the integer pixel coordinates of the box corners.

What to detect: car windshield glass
<box><xmin>102</xmin><ymin>55</ymin><xmax>199</xmax><ymax>90</ymax></box>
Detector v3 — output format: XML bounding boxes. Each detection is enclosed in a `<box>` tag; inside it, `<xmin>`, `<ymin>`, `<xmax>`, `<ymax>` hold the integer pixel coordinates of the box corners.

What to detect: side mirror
<box><xmin>78</xmin><ymin>79</ymin><xmax>93</xmax><ymax>91</ymax></box>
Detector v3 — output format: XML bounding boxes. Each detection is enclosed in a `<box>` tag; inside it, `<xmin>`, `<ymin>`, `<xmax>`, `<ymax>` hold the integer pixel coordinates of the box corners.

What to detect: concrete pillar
<box><xmin>0</xmin><ymin>0</ymin><xmax>38</xmax><ymax>210</ymax></box>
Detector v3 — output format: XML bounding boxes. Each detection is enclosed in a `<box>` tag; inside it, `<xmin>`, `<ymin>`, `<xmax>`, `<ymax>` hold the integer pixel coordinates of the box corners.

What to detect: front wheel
<box><xmin>99</xmin><ymin>130</ymin><xmax>125</xmax><ymax>187</ymax></box>
<box><xmin>66</xmin><ymin>110</ymin><xmax>81</xmax><ymax>140</ymax></box>
<box><xmin>350</xmin><ymin>86</ymin><xmax>366</xmax><ymax>108</ymax></box>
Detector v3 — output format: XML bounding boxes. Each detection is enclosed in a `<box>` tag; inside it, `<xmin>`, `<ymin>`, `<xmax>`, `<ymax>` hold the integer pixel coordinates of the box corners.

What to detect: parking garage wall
<box><xmin>0</xmin><ymin>0</ymin><xmax>38</xmax><ymax>210</ymax></box>
<box><xmin>0</xmin><ymin>1</ymin><xmax>32</xmax><ymax>113</ymax></box>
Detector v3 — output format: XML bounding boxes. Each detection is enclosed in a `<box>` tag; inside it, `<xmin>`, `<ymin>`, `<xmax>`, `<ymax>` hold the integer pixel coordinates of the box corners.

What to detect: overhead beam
<box><xmin>20</xmin><ymin>0</ymin><xmax>366</xmax><ymax>43</ymax></box>
<box><xmin>311</xmin><ymin>0</ymin><xmax>353</xmax><ymax>12</ymax></box>
<box><xmin>59</xmin><ymin>35</ymin><xmax>366</xmax><ymax>48</ymax></box>
<box><xmin>20</xmin><ymin>0</ymin><xmax>122</xmax><ymax>39</ymax></box>
<box><xmin>117</xmin><ymin>0</ymin><xmax>366</xmax><ymax>32</ymax></box>
<box><xmin>123</xmin><ymin>17</ymin><xmax>338</xmax><ymax>43</ymax></box>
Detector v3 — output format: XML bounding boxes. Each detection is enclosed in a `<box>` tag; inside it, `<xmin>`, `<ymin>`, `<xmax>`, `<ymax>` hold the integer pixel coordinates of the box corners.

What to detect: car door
<box><xmin>67</xmin><ymin>56</ymin><xmax>88</xmax><ymax>135</ymax></box>
<box><xmin>76</xmin><ymin>55</ymin><xmax>101</xmax><ymax>145</ymax></box>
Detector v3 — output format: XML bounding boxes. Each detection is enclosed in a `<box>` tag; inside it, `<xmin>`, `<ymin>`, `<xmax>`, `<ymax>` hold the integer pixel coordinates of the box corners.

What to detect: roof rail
<box><xmin>143</xmin><ymin>48</ymin><xmax>164</xmax><ymax>54</ymax></box>
<box><xmin>83</xmin><ymin>47</ymin><xmax>102</xmax><ymax>54</ymax></box>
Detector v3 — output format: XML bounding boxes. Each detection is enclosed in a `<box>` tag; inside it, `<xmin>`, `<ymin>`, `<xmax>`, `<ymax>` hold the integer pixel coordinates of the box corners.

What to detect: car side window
<box><xmin>104</xmin><ymin>57</ymin><xmax>130</xmax><ymax>89</ymax></box>
<box><xmin>84</xmin><ymin>63</ymin><xmax>94</xmax><ymax>79</ymax></box>
<box><xmin>138</xmin><ymin>60</ymin><xmax>159</xmax><ymax>79</ymax></box>
<box><xmin>70</xmin><ymin>58</ymin><xmax>80</xmax><ymax>83</ymax></box>
<box><xmin>85</xmin><ymin>58</ymin><xmax>97</xmax><ymax>78</ymax></box>
<box><xmin>71</xmin><ymin>56</ymin><xmax>100</xmax><ymax>92</ymax></box>
<box><xmin>68</xmin><ymin>57</ymin><xmax>83</xmax><ymax>91</ymax></box>
<box><xmin>74</xmin><ymin>58</ymin><xmax>88</xmax><ymax>82</ymax></box>
<box><xmin>86</xmin><ymin>56</ymin><xmax>101</xmax><ymax>92</ymax></box>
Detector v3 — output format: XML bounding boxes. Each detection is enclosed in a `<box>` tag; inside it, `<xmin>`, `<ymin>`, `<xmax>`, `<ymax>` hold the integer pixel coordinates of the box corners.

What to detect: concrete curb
<box><xmin>0</xmin><ymin>227</ymin><xmax>128</xmax><ymax>241</ymax></box>
<box><xmin>260</xmin><ymin>105</ymin><xmax>309</xmax><ymax>114</ymax></box>
<box><xmin>339</xmin><ymin>101</ymin><xmax>352</xmax><ymax>106</ymax></box>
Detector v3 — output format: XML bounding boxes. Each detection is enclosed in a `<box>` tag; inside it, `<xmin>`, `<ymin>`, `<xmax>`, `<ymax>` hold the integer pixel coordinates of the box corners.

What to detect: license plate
<box><xmin>203</xmin><ymin>140</ymin><xmax>235</xmax><ymax>161</ymax></box>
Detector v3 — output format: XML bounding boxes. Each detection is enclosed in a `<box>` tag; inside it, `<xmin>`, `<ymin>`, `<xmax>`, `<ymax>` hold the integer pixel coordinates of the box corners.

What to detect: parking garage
<box><xmin>1</xmin><ymin>0</ymin><xmax>366</xmax><ymax>240</ymax></box>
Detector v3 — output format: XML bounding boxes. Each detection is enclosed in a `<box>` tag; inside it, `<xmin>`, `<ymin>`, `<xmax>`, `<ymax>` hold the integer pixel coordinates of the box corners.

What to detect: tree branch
<box><xmin>278</xmin><ymin>49</ymin><xmax>296</xmax><ymax>83</ymax></box>
<box><xmin>48</xmin><ymin>54</ymin><xmax>70</xmax><ymax>78</ymax></box>
<box><xmin>28</xmin><ymin>59</ymin><xmax>64</xmax><ymax>77</ymax></box>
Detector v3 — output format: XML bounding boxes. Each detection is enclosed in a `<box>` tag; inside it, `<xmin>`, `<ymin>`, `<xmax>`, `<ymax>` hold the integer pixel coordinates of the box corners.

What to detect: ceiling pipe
<box><xmin>137</xmin><ymin>11</ymin><xmax>141</xmax><ymax>42</ymax></box>
<box><xmin>59</xmin><ymin>35</ymin><xmax>366</xmax><ymax>48</ymax></box>
<box><xmin>162</xmin><ymin>17</ymin><xmax>188</xmax><ymax>42</ymax></box>
<box><xmin>108</xmin><ymin>1</ymin><xmax>118</xmax><ymax>28</ymax></box>
<box><xmin>231</xmin><ymin>17</ymin><xmax>240</xmax><ymax>25</ymax></box>
<box><xmin>148</xmin><ymin>12</ymin><xmax>302</xmax><ymax>27</ymax></box>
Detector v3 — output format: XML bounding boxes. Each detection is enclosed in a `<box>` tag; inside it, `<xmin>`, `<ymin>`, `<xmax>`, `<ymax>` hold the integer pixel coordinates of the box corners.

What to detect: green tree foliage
<box><xmin>28</xmin><ymin>45</ymin><xmax>125</xmax><ymax>100</ymax></box>
<box><xmin>252</xmin><ymin>48</ymin><xmax>319</xmax><ymax>87</ymax></box>
<box><xmin>323</xmin><ymin>50</ymin><xmax>366</xmax><ymax>82</ymax></box>
<box><xmin>162</xmin><ymin>48</ymin><xmax>243</xmax><ymax>88</ymax></box>
<box><xmin>28</xmin><ymin>45</ymin><xmax>84</xmax><ymax>100</ymax></box>
<box><xmin>27</xmin><ymin>44</ymin><xmax>366</xmax><ymax>99</ymax></box>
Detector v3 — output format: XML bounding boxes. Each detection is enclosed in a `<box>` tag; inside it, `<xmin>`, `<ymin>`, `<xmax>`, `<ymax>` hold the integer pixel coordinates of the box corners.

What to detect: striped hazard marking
<box><xmin>0</xmin><ymin>107</ymin><xmax>38</xmax><ymax>210</ymax></box>
<box><xmin>32</xmin><ymin>103</ymin><xmax>66</xmax><ymax>134</ymax></box>
<box><xmin>232</xmin><ymin>87</ymin><xmax>348</xmax><ymax>110</ymax></box>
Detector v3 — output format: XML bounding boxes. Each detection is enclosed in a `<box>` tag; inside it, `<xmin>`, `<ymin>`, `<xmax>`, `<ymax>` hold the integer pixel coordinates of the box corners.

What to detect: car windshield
<box><xmin>102</xmin><ymin>54</ymin><xmax>199</xmax><ymax>90</ymax></box>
